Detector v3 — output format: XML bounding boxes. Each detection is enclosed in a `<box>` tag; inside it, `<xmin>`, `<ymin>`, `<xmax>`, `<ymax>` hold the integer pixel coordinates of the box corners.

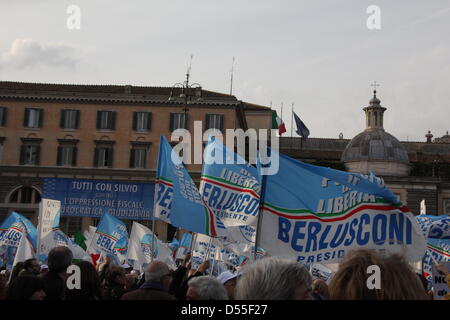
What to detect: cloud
<box><xmin>1</xmin><ymin>38</ymin><xmax>87</xmax><ymax>70</ymax></box>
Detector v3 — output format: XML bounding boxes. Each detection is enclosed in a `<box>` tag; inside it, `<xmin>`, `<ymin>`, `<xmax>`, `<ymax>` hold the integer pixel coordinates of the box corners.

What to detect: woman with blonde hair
<box><xmin>329</xmin><ymin>249</ymin><xmax>428</xmax><ymax>300</ymax></box>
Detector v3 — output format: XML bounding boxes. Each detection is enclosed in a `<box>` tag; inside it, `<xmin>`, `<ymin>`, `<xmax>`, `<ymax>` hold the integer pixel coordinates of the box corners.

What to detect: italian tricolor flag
<box><xmin>272</xmin><ymin>110</ymin><xmax>286</xmax><ymax>135</ymax></box>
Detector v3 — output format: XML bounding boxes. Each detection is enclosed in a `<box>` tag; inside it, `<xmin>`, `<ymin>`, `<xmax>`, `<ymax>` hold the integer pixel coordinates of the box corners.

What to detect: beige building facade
<box><xmin>0</xmin><ymin>81</ymin><xmax>272</xmax><ymax>240</ymax></box>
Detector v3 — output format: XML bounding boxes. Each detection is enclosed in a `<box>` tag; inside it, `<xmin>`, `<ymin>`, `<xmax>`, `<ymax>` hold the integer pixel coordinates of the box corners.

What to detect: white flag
<box><xmin>127</xmin><ymin>222</ymin><xmax>175</xmax><ymax>272</ymax></box>
<box><xmin>84</xmin><ymin>226</ymin><xmax>97</xmax><ymax>254</ymax></box>
<box><xmin>13</xmin><ymin>233</ymin><xmax>34</xmax><ymax>266</ymax></box>
<box><xmin>37</xmin><ymin>199</ymin><xmax>61</xmax><ymax>262</ymax></box>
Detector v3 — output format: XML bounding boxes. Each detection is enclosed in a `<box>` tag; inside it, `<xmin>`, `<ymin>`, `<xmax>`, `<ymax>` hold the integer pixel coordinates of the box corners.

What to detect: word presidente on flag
<box><xmin>200</xmin><ymin>138</ymin><xmax>261</xmax><ymax>227</ymax></box>
<box><xmin>154</xmin><ymin>135</ymin><xmax>218</xmax><ymax>236</ymax></box>
<box><xmin>259</xmin><ymin>149</ymin><xmax>426</xmax><ymax>264</ymax></box>
<box><xmin>199</xmin><ymin>138</ymin><xmax>261</xmax><ymax>256</ymax></box>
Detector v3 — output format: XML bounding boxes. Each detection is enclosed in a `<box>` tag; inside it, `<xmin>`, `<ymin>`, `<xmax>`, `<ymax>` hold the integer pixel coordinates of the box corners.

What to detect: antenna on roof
<box><xmin>186</xmin><ymin>54</ymin><xmax>194</xmax><ymax>85</ymax></box>
<box><xmin>230</xmin><ymin>57</ymin><xmax>235</xmax><ymax>95</ymax></box>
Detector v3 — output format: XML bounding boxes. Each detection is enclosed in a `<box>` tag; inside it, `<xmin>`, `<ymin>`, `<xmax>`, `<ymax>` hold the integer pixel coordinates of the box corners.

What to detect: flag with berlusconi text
<box><xmin>0</xmin><ymin>211</ymin><xmax>38</xmax><ymax>250</ymax></box>
<box><xmin>88</xmin><ymin>212</ymin><xmax>128</xmax><ymax>265</ymax></box>
<box><xmin>199</xmin><ymin>138</ymin><xmax>261</xmax><ymax>256</ymax></box>
<box><xmin>258</xmin><ymin>148</ymin><xmax>426</xmax><ymax>265</ymax></box>
<box><xmin>154</xmin><ymin>135</ymin><xmax>219</xmax><ymax>236</ymax></box>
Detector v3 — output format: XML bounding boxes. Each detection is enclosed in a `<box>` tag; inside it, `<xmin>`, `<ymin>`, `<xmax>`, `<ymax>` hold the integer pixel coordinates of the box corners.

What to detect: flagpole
<box><xmin>210</xmin><ymin>247</ymin><xmax>217</xmax><ymax>276</ymax></box>
<box><xmin>150</xmin><ymin>182</ymin><xmax>159</xmax><ymax>263</ymax></box>
<box><xmin>290</xmin><ymin>103</ymin><xmax>294</xmax><ymax>148</ymax></box>
<box><xmin>253</xmin><ymin>171</ymin><xmax>268</xmax><ymax>261</ymax></box>
<box><xmin>188</xmin><ymin>231</ymin><xmax>196</xmax><ymax>253</ymax></box>
<box><xmin>280</xmin><ymin>103</ymin><xmax>283</xmax><ymax>138</ymax></box>
<box><xmin>204</xmin><ymin>236</ymin><xmax>213</xmax><ymax>268</ymax></box>
<box><xmin>36</xmin><ymin>202</ymin><xmax>43</xmax><ymax>262</ymax></box>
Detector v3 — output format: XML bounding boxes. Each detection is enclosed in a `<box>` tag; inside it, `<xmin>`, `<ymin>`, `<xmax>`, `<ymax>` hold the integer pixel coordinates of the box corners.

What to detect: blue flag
<box><xmin>258</xmin><ymin>148</ymin><xmax>426</xmax><ymax>264</ymax></box>
<box><xmin>90</xmin><ymin>212</ymin><xmax>128</xmax><ymax>264</ymax></box>
<box><xmin>416</xmin><ymin>215</ymin><xmax>450</xmax><ymax>239</ymax></box>
<box><xmin>0</xmin><ymin>211</ymin><xmax>38</xmax><ymax>250</ymax></box>
<box><xmin>179</xmin><ymin>233</ymin><xmax>193</xmax><ymax>248</ymax></box>
<box><xmin>154</xmin><ymin>135</ymin><xmax>218</xmax><ymax>236</ymax></box>
<box><xmin>293</xmin><ymin>112</ymin><xmax>310</xmax><ymax>140</ymax></box>
<box><xmin>200</xmin><ymin>138</ymin><xmax>262</xmax><ymax>257</ymax></box>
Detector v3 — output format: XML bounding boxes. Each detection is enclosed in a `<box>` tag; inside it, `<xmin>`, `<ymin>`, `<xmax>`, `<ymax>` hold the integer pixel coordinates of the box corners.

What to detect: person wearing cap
<box><xmin>216</xmin><ymin>271</ymin><xmax>237</xmax><ymax>300</ymax></box>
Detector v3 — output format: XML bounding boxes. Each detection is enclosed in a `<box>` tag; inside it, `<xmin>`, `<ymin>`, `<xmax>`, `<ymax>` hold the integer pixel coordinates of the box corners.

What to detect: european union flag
<box><xmin>293</xmin><ymin>112</ymin><xmax>310</xmax><ymax>141</ymax></box>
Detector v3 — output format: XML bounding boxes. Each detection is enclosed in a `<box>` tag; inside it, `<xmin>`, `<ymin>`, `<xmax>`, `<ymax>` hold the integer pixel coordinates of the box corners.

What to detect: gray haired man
<box><xmin>235</xmin><ymin>257</ymin><xmax>312</xmax><ymax>300</ymax></box>
<box><xmin>186</xmin><ymin>275</ymin><xmax>229</xmax><ymax>300</ymax></box>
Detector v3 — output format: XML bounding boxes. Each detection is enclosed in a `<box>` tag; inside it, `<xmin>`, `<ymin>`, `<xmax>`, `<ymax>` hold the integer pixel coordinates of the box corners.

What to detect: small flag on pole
<box><xmin>272</xmin><ymin>110</ymin><xmax>286</xmax><ymax>135</ymax></box>
<box><xmin>293</xmin><ymin>112</ymin><xmax>310</xmax><ymax>141</ymax></box>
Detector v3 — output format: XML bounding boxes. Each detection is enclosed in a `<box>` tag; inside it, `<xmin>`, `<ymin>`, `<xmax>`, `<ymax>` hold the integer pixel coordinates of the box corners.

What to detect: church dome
<box><xmin>341</xmin><ymin>90</ymin><xmax>410</xmax><ymax>176</ymax></box>
<box><xmin>341</xmin><ymin>129</ymin><xmax>409</xmax><ymax>163</ymax></box>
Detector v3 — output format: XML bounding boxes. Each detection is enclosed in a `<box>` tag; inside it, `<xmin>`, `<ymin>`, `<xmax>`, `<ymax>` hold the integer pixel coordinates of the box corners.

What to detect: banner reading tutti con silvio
<box><xmin>42</xmin><ymin>178</ymin><xmax>155</xmax><ymax>220</ymax></box>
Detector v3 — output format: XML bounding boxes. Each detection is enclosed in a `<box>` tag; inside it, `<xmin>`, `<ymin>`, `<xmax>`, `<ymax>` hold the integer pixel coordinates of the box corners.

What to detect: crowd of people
<box><xmin>0</xmin><ymin>247</ymin><xmax>444</xmax><ymax>300</ymax></box>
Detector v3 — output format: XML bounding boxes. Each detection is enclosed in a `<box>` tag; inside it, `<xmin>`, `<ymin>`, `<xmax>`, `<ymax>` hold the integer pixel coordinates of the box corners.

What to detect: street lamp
<box><xmin>168</xmin><ymin>72</ymin><xmax>202</xmax><ymax>114</ymax></box>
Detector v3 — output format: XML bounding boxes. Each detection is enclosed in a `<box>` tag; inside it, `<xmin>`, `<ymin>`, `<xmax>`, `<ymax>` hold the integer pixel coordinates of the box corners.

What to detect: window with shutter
<box><xmin>61</xmin><ymin>110</ymin><xmax>79</xmax><ymax>129</ymax></box>
<box><xmin>170</xmin><ymin>113</ymin><xmax>187</xmax><ymax>131</ymax></box>
<box><xmin>0</xmin><ymin>107</ymin><xmax>7</xmax><ymax>127</ymax></box>
<box><xmin>24</xmin><ymin>108</ymin><xmax>43</xmax><ymax>128</ymax></box>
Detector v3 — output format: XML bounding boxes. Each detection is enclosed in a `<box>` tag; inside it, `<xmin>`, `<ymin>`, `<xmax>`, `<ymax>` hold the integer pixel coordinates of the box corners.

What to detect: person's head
<box><xmin>10</xmin><ymin>262</ymin><xmax>25</xmax><ymax>283</ymax></box>
<box><xmin>216</xmin><ymin>271</ymin><xmax>237</xmax><ymax>300</ymax></box>
<box><xmin>144</xmin><ymin>260</ymin><xmax>172</xmax><ymax>290</ymax></box>
<box><xmin>187</xmin><ymin>276</ymin><xmax>229</xmax><ymax>300</ymax></box>
<box><xmin>328</xmin><ymin>249</ymin><xmax>428</xmax><ymax>300</ymax></box>
<box><xmin>24</xmin><ymin>258</ymin><xmax>40</xmax><ymax>275</ymax></box>
<box><xmin>312</xmin><ymin>278</ymin><xmax>330</xmax><ymax>300</ymax></box>
<box><xmin>235</xmin><ymin>257</ymin><xmax>312</xmax><ymax>300</ymax></box>
<box><xmin>66</xmin><ymin>261</ymin><xmax>102</xmax><ymax>300</ymax></box>
<box><xmin>105</xmin><ymin>266</ymin><xmax>126</xmax><ymax>287</ymax></box>
<box><xmin>48</xmin><ymin>246</ymin><xmax>73</xmax><ymax>274</ymax></box>
<box><xmin>6</xmin><ymin>274</ymin><xmax>46</xmax><ymax>300</ymax></box>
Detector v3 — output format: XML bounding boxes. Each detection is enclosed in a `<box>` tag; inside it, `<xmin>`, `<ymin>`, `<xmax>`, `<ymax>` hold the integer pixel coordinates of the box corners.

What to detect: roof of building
<box><xmin>341</xmin><ymin>129</ymin><xmax>409</xmax><ymax>163</ymax></box>
<box><xmin>0</xmin><ymin>81</ymin><xmax>270</xmax><ymax>110</ymax></box>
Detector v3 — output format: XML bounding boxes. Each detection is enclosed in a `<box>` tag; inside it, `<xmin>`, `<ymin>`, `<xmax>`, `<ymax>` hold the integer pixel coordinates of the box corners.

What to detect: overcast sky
<box><xmin>1</xmin><ymin>0</ymin><xmax>449</xmax><ymax>142</ymax></box>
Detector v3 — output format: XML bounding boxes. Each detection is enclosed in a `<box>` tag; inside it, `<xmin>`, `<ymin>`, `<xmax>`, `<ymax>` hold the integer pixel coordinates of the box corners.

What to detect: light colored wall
<box><xmin>0</xmin><ymin>101</ymin><xmax>238</xmax><ymax>170</ymax></box>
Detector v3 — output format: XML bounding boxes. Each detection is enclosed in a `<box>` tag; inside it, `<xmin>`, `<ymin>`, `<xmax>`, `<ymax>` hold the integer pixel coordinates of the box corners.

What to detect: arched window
<box><xmin>8</xmin><ymin>186</ymin><xmax>41</xmax><ymax>204</ymax></box>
